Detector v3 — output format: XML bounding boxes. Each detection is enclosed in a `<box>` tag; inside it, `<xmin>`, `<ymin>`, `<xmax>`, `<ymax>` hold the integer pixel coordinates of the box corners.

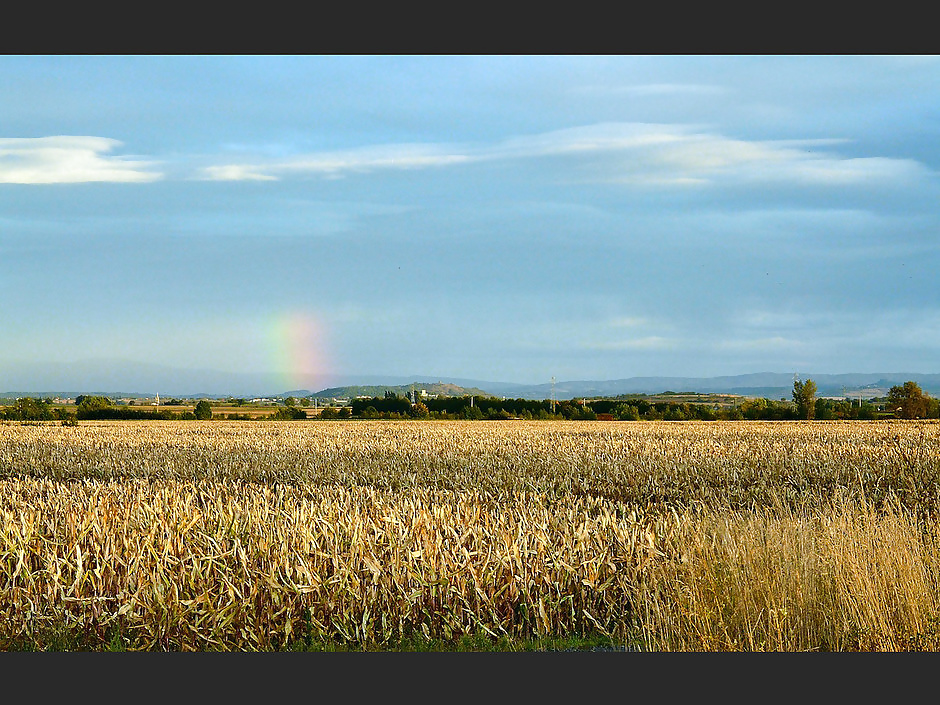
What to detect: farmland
<box><xmin>1</xmin><ymin>419</ymin><xmax>940</xmax><ymax>651</ymax></box>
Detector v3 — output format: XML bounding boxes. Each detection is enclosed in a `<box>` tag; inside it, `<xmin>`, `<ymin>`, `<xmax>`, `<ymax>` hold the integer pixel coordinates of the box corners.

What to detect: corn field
<box><xmin>1</xmin><ymin>419</ymin><xmax>939</xmax><ymax>651</ymax></box>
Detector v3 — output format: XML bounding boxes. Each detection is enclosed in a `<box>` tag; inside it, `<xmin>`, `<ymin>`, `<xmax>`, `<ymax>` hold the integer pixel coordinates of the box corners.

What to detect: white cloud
<box><xmin>198</xmin><ymin>143</ymin><xmax>473</xmax><ymax>181</ymax></box>
<box><xmin>0</xmin><ymin>136</ymin><xmax>162</xmax><ymax>184</ymax></box>
<box><xmin>486</xmin><ymin>123</ymin><xmax>691</xmax><ymax>161</ymax></box>
<box><xmin>592</xmin><ymin>336</ymin><xmax>677</xmax><ymax>351</ymax></box>
<box><xmin>201</xmin><ymin>164</ymin><xmax>277</xmax><ymax>181</ymax></box>
<box><xmin>776</xmin><ymin>156</ymin><xmax>929</xmax><ymax>185</ymax></box>
<box><xmin>190</xmin><ymin>122</ymin><xmax>932</xmax><ymax>189</ymax></box>
<box><xmin>197</xmin><ymin>124</ymin><xmax>699</xmax><ymax>181</ymax></box>
<box><xmin>567</xmin><ymin>127</ymin><xmax>930</xmax><ymax>187</ymax></box>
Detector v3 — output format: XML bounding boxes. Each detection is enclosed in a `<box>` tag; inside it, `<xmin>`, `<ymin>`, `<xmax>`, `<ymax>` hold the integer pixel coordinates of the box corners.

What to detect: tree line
<box><xmin>2</xmin><ymin>380</ymin><xmax>936</xmax><ymax>423</ymax></box>
<box><xmin>0</xmin><ymin>395</ymin><xmax>213</xmax><ymax>422</ymax></box>
<box><xmin>344</xmin><ymin>379</ymin><xmax>936</xmax><ymax>421</ymax></box>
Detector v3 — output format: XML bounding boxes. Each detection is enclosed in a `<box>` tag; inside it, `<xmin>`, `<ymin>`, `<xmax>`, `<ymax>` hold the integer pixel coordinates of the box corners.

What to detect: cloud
<box><xmin>592</xmin><ymin>336</ymin><xmax>677</xmax><ymax>351</ymax></box>
<box><xmin>200</xmin><ymin>165</ymin><xmax>277</xmax><ymax>181</ymax></box>
<box><xmin>197</xmin><ymin>122</ymin><xmax>930</xmax><ymax>189</ymax></box>
<box><xmin>198</xmin><ymin>143</ymin><xmax>472</xmax><ymax>181</ymax></box>
<box><xmin>0</xmin><ymin>137</ymin><xmax>162</xmax><ymax>184</ymax></box>
<box><xmin>551</xmin><ymin>126</ymin><xmax>929</xmax><ymax>187</ymax></box>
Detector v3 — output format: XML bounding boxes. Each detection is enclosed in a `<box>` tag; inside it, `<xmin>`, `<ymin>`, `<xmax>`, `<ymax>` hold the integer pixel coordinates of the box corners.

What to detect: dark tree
<box><xmin>194</xmin><ymin>400</ymin><xmax>213</xmax><ymax>420</ymax></box>
<box><xmin>272</xmin><ymin>406</ymin><xmax>307</xmax><ymax>420</ymax></box>
<box><xmin>76</xmin><ymin>395</ymin><xmax>111</xmax><ymax>410</ymax></box>
<box><xmin>887</xmin><ymin>381</ymin><xmax>929</xmax><ymax>419</ymax></box>
<box><xmin>3</xmin><ymin>397</ymin><xmax>53</xmax><ymax>421</ymax></box>
<box><xmin>792</xmin><ymin>378</ymin><xmax>817</xmax><ymax>420</ymax></box>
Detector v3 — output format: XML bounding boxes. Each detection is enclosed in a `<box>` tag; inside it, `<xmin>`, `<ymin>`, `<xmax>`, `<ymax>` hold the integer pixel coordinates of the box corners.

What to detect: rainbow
<box><xmin>267</xmin><ymin>311</ymin><xmax>334</xmax><ymax>392</ymax></box>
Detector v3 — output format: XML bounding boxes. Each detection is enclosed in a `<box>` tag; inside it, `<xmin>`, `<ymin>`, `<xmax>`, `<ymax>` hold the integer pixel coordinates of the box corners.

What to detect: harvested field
<box><xmin>1</xmin><ymin>420</ymin><xmax>939</xmax><ymax>651</ymax></box>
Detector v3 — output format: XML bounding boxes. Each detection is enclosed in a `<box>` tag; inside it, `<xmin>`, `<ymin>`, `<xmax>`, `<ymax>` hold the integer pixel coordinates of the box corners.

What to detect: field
<box><xmin>1</xmin><ymin>419</ymin><xmax>940</xmax><ymax>651</ymax></box>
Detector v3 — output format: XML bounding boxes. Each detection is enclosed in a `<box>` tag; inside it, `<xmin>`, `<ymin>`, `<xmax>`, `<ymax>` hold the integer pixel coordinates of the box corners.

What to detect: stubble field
<box><xmin>1</xmin><ymin>419</ymin><xmax>939</xmax><ymax>651</ymax></box>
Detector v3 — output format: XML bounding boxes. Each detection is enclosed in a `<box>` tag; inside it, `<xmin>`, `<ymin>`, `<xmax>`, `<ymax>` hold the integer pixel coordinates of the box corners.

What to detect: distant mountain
<box><xmin>281</xmin><ymin>373</ymin><xmax>940</xmax><ymax>402</ymax></box>
<box><xmin>305</xmin><ymin>381</ymin><xmax>490</xmax><ymax>400</ymax></box>
<box><xmin>474</xmin><ymin>373</ymin><xmax>940</xmax><ymax>400</ymax></box>
<box><xmin>5</xmin><ymin>363</ymin><xmax>940</xmax><ymax>402</ymax></box>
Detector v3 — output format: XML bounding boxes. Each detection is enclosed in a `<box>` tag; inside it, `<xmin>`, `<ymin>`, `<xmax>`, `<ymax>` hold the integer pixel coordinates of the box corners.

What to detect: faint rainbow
<box><xmin>267</xmin><ymin>311</ymin><xmax>333</xmax><ymax>392</ymax></box>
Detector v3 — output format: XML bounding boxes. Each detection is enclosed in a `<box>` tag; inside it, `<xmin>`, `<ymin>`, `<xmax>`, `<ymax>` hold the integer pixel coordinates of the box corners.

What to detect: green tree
<box><xmin>792</xmin><ymin>378</ymin><xmax>817</xmax><ymax>420</ymax></box>
<box><xmin>814</xmin><ymin>398</ymin><xmax>836</xmax><ymax>420</ymax></box>
<box><xmin>194</xmin><ymin>400</ymin><xmax>213</xmax><ymax>420</ymax></box>
<box><xmin>463</xmin><ymin>405</ymin><xmax>484</xmax><ymax>420</ymax></box>
<box><xmin>75</xmin><ymin>396</ymin><xmax>112</xmax><ymax>419</ymax></box>
<box><xmin>887</xmin><ymin>381</ymin><xmax>929</xmax><ymax>419</ymax></box>
<box><xmin>928</xmin><ymin>397</ymin><xmax>940</xmax><ymax>419</ymax></box>
<box><xmin>76</xmin><ymin>395</ymin><xmax>111</xmax><ymax>411</ymax></box>
<box><xmin>614</xmin><ymin>403</ymin><xmax>640</xmax><ymax>421</ymax></box>
<box><xmin>272</xmin><ymin>406</ymin><xmax>306</xmax><ymax>420</ymax></box>
<box><xmin>3</xmin><ymin>397</ymin><xmax>53</xmax><ymax>421</ymax></box>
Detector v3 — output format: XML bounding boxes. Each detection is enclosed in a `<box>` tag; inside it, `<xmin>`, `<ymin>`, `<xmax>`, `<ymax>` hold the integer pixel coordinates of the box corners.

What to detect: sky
<box><xmin>2</xmin><ymin>55</ymin><xmax>940</xmax><ymax>395</ymax></box>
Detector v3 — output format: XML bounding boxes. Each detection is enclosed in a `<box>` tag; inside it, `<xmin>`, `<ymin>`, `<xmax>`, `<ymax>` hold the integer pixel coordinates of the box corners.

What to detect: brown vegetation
<box><xmin>1</xmin><ymin>420</ymin><xmax>939</xmax><ymax>650</ymax></box>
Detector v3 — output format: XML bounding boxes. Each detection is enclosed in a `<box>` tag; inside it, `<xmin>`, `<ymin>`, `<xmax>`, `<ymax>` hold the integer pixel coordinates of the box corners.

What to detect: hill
<box><xmin>304</xmin><ymin>381</ymin><xmax>491</xmax><ymax>400</ymax></box>
<box><xmin>5</xmin><ymin>372</ymin><xmax>940</xmax><ymax>403</ymax></box>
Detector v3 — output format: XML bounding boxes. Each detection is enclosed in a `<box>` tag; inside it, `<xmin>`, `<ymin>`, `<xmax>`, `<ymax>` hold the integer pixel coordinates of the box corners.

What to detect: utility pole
<box><xmin>551</xmin><ymin>376</ymin><xmax>556</xmax><ymax>415</ymax></box>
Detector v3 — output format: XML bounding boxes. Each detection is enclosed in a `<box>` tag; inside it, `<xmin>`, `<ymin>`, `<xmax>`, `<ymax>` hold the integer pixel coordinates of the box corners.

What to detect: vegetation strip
<box><xmin>1</xmin><ymin>420</ymin><xmax>939</xmax><ymax>651</ymax></box>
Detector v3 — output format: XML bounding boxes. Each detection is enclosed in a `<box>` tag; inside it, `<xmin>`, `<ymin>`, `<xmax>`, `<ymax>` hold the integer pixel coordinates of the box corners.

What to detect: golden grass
<box><xmin>1</xmin><ymin>419</ymin><xmax>939</xmax><ymax>650</ymax></box>
<box><xmin>637</xmin><ymin>500</ymin><xmax>940</xmax><ymax>651</ymax></box>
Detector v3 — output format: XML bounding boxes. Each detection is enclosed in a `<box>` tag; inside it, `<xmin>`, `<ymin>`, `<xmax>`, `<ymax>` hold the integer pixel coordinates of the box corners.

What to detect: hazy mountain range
<box><xmin>3</xmin><ymin>359</ymin><xmax>939</xmax><ymax>400</ymax></box>
<box><xmin>469</xmin><ymin>373</ymin><xmax>940</xmax><ymax>401</ymax></box>
<box><xmin>313</xmin><ymin>373</ymin><xmax>939</xmax><ymax>401</ymax></box>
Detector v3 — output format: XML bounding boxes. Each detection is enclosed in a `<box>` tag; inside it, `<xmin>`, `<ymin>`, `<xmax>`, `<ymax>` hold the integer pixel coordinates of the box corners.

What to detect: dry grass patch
<box><xmin>1</xmin><ymin>420</ymin><xmax>939</xmax><ymax>650</ymax></box>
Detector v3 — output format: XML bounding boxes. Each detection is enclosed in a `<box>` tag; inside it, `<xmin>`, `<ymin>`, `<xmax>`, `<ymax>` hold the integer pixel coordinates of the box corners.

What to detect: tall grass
<box><xmin>1</xmin><ymin>420</ymin><xmax>938</xmax><ymax>650</ymax></box>
<box><xmin>637</xmin><ymin>499</ymin><xmax>940</xmax><ymax>651</ymax></box>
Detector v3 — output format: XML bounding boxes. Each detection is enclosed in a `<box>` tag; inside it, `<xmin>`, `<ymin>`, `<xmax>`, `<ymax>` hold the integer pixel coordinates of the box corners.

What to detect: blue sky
<box><xmin>2</xmin><ymin>56</ymin><xmax>940</xmax><ymax>395</ymax></box>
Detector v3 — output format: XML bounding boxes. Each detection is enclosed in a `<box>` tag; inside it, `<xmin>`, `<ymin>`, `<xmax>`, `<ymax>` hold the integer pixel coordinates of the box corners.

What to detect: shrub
<box><xmin>271</xmin><ymin>407</ymin><xmax>306</xmax><ymax>420</ymax></box>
